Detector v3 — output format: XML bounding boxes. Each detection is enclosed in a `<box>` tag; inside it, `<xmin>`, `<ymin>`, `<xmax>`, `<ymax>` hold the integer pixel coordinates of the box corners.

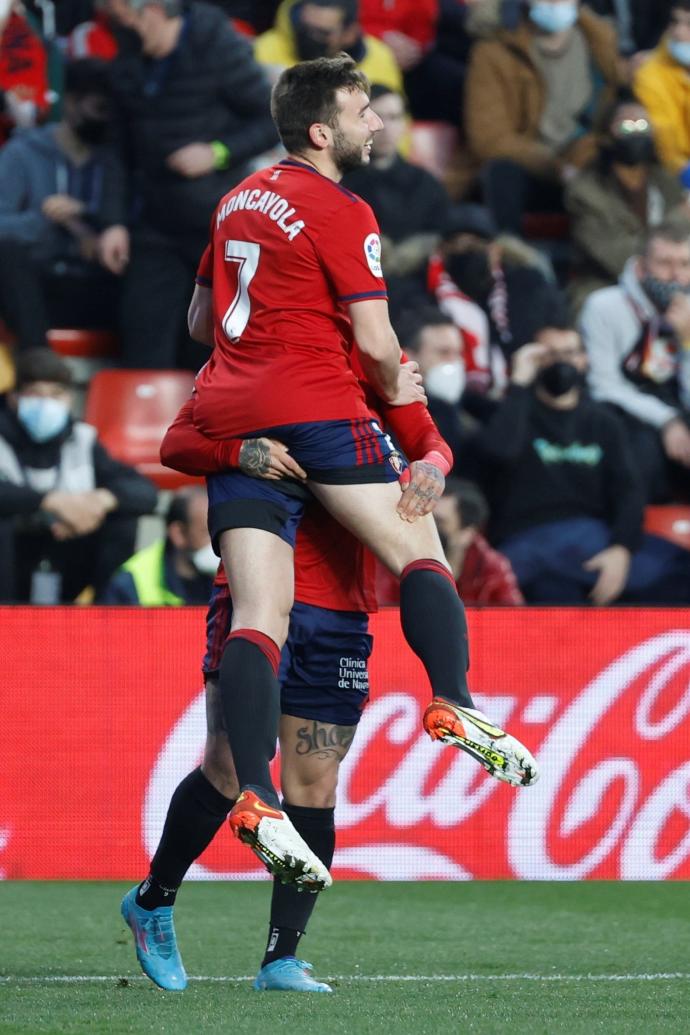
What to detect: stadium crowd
<box><xmin>1</xmin><ymin>0</ymin><xmax>689</xmax><ymax>606</ymax></box>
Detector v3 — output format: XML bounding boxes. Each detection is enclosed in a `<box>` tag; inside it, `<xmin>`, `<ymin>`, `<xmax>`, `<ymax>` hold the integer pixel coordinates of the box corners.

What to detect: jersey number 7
<box><xmin>222</xmin><ymin>240</ymin><xmax>261</xmax><ymax>341</ymax></box>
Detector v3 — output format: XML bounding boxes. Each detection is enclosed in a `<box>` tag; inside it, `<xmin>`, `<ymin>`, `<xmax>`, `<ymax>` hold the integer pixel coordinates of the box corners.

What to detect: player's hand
<box><xmin>166</xmin><ymin>143</ymin><xmax>216</xmax><ymax>178</ymax></box>
<box><xmin>510</xmin><ymin>343</ymin><xmax>550</xmax><ymax>386</ymax></box>
<box><xmin>98</xmin><ymin>225</ymin><xmax>130</xmax><ymax>275</ymax></box>
<box><xmin>396</xmin><ymin>460</ymin><xmax>445</xmax><ymax>522</ymax></box>
<box><xmin>41</xmin><ymin>194</ymin><xmax>85</xmax><ymax>224</ymax></box>
<box><xmin>388</xmin><ymin>361</ymin><xmax>427</xmax><ymax>407</ymax></box>
<box><xmin>583</xmin><ymin>545</ymin><xmax>630</xmax><ymax>606</ymax></box>
<box><xmin>239</xmin><ymin>437</ymin><xmax>307</xmax><ymax>481</ymax></box>
<box><xmin>661</xmin><ymin>417</ymin><xmax>690</xmax><ymax>467</ymax></box>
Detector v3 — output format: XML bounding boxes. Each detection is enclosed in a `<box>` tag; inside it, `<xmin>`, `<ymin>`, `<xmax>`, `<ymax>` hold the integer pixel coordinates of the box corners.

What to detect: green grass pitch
<box><xmin>0</xmin><ymin>881</ymin><xmax>688</xmax><ymax>1034</ymax></box>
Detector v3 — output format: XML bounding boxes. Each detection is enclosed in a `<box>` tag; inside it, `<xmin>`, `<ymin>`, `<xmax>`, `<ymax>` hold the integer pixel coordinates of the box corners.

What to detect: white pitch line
<box><xmin>1</xmin><ymin>974</ymin><xmax>690</xmax><ymax>984</ymax></box>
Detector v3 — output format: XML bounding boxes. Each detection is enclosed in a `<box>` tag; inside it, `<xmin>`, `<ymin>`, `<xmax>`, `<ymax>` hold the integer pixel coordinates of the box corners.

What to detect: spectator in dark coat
<box><xmin>0</xmin><ymin>349</ymin><xmax>158</xmax><ymax>602</ymax></box>
<box><xmin>98</xmin><ymin>0</ymin><xmax>278</xmax><ymax>369</ymax></box>
<box><xmin>0</xmin><ymin>59</ymin><xmax>119</xmax><ymax>350</ymax></box>
<box><xmin>474</xmin><ymin>325</ymin><xmax>690</xmax><ymax>604</ymax></box>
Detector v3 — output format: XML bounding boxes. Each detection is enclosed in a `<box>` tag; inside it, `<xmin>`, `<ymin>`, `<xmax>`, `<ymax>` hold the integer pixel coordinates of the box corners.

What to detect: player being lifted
<box><xmin>121</xmin><ymin>360</ymin><xmax>452</xmax><ymax>993</ymax></box>
<box><xmin>187</xmin><ymin>55</ymin><xmax>539</xmax><ymax>891</ymax></box>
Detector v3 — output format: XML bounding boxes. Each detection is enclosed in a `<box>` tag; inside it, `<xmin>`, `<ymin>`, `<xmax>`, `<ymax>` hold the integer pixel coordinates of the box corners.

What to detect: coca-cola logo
<box><xmin>143</xmin><ymin>631</ymin><xmax>690</xmax><ymax>881</ymax></box>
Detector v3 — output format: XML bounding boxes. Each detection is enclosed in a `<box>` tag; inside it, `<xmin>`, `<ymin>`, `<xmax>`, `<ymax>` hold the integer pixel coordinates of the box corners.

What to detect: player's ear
<box><xmin>308</xmin><ymin>121</ymin><xmax>331</xmax><ymax>151</ymax></box>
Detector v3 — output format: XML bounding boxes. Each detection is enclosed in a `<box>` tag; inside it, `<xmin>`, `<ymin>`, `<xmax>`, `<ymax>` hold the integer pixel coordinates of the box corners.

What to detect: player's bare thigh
<box><xmin>308</xmin><ymin>480</ymin><xmax>448</xmax><ymax>577</ymax></box>
<box><xmin>218</xmin><ymin>526</ymin><xmax>295</xmax><ymax>646</ymax></box>
<box><xmin>279</xmin><ymin>714</ymin><xmax>356</xmax><ymax>809</ymax></box>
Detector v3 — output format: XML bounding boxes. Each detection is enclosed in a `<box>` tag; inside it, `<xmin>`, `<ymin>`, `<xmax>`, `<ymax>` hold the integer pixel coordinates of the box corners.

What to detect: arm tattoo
<box><xmin>239</xmin><ymin>438</ymin><xmax>271</xmax><ymax>477</ymax></box>
<box><xmin>295</xmin><ymin>720</ymin><xmax>356</xmax><ymax>760</ymax></box>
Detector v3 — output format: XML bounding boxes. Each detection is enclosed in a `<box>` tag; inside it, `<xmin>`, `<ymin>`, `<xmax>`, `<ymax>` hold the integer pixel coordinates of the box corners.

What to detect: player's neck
<box><xmin>289</xmin><ymin>151</ymin><xmax>342</xmax><ymax>183</ymax></box>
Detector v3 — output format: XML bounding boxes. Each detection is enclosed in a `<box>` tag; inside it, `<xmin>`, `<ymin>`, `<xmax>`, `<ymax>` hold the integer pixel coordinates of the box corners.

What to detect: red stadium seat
<box><xmin>408</xmin><ymin>121</ymin><xmax>459</xmax><ymax>180</ymax></box>
<box><xmin>84</xmin><ymin>369</ymin><xmax>200</xmax><ymax>490</ymax></box>
<box><xmin>644</xmin><ymin>505</ymin><xmax>690</xmax><ymax>551</ymax></box>
<box><xmin>48</xmin><ymin>328</ymin><xmax>119</xmax><ymax>358</ymax></box>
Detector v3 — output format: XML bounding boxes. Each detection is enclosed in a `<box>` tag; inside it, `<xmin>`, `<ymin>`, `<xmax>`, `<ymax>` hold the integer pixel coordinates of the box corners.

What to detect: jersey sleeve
<box><xmin>195</xmin><ymin>242</ymin><xmax>213</xmax><ymax>287</ymax></box>
<box><xmin>316</xmin><ymin>198</ymin><xmax>388</xmax><ymax>304</ymax></box>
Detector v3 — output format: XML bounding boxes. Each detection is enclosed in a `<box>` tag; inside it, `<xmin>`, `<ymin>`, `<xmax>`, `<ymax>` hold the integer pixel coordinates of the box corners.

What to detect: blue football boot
<box><xmin>254</xmin><ymin>957</ymin><xmax>332</xmax><ymax>993</ymax></box>
<box><xmin>120</xmin><ymin>886</ymin><xmax>188</xmax><ymax>991</ymax></box>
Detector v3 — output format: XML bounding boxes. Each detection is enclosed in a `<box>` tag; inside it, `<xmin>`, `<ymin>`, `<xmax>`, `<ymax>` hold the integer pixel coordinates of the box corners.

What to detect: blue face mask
<box><xmin>668</xmin><ymin>38</ymin><xmax>690</xmax><ymax>68</ymax></box>
<box><xmin>529</xmin><ymin>1</ymin><xmax>578</xmax><ymax>34</ymax></box>
<box><xmin>17</xmin><ymin>395</ymin><xmax>70</xmax><ymax>442</ymax></box>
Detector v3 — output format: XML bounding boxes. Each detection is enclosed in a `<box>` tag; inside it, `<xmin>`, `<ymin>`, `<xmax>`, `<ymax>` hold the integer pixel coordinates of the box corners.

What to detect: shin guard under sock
<box><xmin>262</xmin><ymin>803</ymin><xmax>335</xmax><ymax>966</ymax></box>
<box><xmin>400</xmin><ymin>560</ymin><xmax>474</xmax><ymax>708</ymax></box>
<box><xmin>137</xmin><ymin>767</ymin><xmax>235</xmax><ymax>910</ymax></box>
<box><xmin>219</xmin><ymin>631</ymin><xmax>282</xmax><ymax>808</ymax></box>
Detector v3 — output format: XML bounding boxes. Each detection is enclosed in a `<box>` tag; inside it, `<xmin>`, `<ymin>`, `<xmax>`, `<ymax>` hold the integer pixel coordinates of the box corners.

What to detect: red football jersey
<box><xmin>192</xmin><ymin>158</ymin><xmax>388</xmax><ymax>438</ymax></box>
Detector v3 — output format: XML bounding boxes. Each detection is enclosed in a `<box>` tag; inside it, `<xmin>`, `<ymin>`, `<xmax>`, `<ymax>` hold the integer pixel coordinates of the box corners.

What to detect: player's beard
<box><xmin>331</xmin><ymin>124</ymin><xmax>369</xmax><ymax>175</ymax></box>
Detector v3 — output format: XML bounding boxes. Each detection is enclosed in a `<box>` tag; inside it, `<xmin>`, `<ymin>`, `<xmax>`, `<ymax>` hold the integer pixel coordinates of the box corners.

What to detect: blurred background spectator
<box><xmin>343</xmin><ymin>83</ymin><xmax>452</xmax><ymax>319</ymax></box>
<box><xmin>66</xmin><ymin>1</ymin><xmax>138</xmax><ymax>60</ymax></box>
<box><xmin>254</xmin><ymin>0</ymin><xmax>402</xmax><ymax>91</ymax></box>
<box><xmin>98</xmin><ymin>0</ymin><xmax>278</xmax><ymax>369</ymax></box>
<box><xmin>566</xmin><ymin>89</ymin><xmax>690</xmax><ymax>313</ymax></box>
<box><xmin>474</xmin><ymin>325</ymin><xmax>690</xmax><ymax>604</ymax></box>
<box><xmin>428</xmin><ymin>204</ymin><xmax>566</xmax><ymax>381</ymax></box>
<box><xmin>454</xmin><ymin>0</ymin><xmax>624</xmax><ymax>234</ymax></box>
<box><xmin>634</xmin><ymin>3</ymin><xmax>690</xmax><ymax>179</ymax></box>
<box><xmin>397</xmin><ymin>305</ymin><xmax>469</xmax><ymax>473</ymax></box>
<box><xmin>432</xmin><ymin>476</ymin><xmax>524</xmax><ymax>604</ymax></box>
<box><xmin>0</xmin><ymin>58</ymin><xmax>119</xmax><ymax>351</ymax></box>
<box><xmin>579</xmin><ymin>222</ymin><xmax>690</xmax><ymax>502</ymax></box>
<box><xmin>99</xmin><ymin>484</ymin><xmax>215</xmax><ymax>603</ymax></box>
<box><xmin>0</xmin><ymin>0</ymin><xmax>51</xmax><ymax>145</ymax></box>
<box><xmin>0</xmin><ymin>348</ymin><xmax>157</xmax><ymax>603</ymax></box>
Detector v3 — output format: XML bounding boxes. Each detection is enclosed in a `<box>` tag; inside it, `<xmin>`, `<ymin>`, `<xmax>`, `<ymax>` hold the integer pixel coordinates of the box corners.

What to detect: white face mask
<box><xmin>424</xmin><ymin>361</ymin><xmax>466</xmax><ymax>405</ymax></box>
<box><xmin>191</xmin><ymin>542</ymin><xmax>218</xmax><ymax>576</ymax></box>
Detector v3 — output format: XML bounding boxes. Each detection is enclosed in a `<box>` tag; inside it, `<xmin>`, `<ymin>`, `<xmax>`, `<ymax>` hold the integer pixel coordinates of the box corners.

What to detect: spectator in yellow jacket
<box><xmin>634</xmin><ymin>2</ymin><xmax>690</xmax><ymax>175</ymax></box>
<box><xmin>255</xmin><ymin>0</ymin><xmax>402</xmax><ymax>92</ymax></box>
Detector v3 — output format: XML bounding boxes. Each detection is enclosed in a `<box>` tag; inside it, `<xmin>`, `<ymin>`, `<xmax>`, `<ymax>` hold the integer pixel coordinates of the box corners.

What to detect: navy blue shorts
<box><xmin>202</xmin><ymin>584</ymin><xmax>372</xmax><ymax>727</ymax></box>
<box><xmin>207</xmin><ymin>418</ymin><xmax>406</xmax><ymax>549</ymax></box>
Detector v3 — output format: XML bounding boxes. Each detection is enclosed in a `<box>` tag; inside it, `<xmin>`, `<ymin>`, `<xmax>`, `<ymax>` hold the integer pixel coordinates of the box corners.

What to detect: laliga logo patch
<box><xmin>364</xmin><ymin>233</ymin><xmax>383</xmax><ymax>277</ymax></box>
<box><xmin>388</xmin><ymin>451</ymin><xmax>404</xmax><ymax>475</ymax></box>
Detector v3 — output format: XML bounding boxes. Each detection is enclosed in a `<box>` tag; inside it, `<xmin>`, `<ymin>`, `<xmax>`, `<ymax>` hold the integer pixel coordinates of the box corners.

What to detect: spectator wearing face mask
<box><xmin>255</xmin><ymin>0</ymin><xmax>402</xmax><ymax>92</ymax></box>
<box><xmin>0</xmin><ymin>349</ymin><xmax>158</xmax><ymax>603</ymax></box>
<box><xmin>566</xmin><ymin>90</ymin><xmax>690</xmax><ymax>313</ymax></box>
<box><xmin>634</xmin><ymin>2</ymin><xmax>690</xmax><ymax>177</ymax></box>
<box><xmin>454</xmin><ymin>0</ymin><xmax>623</xmax><ymax>231</ymax></box>
<box><xmin>579</xmin><ymin>222</ymin><xmax>690</xmax><ymax>501</ymax></box>
<box><xmin>397</xmin><ymin>306</ymin><xmax>469</xmax><ymax>473</ymax></box>
<box><xmin>474</xmin><ymin>325</ymin><xmax>690</xmax><ymax>604</ymax></box>
<box><xmin>99</xmin><ymin>486</ymin><xmax>216</xmax><ymax>605</ymax></box>
<box><xmin>428</xmin><ymin>205</ymin><xmax>567</xmax><ymax>394</ymax></box>
<box><xmin>0</xmin><ymin>58</ymin><xmax>119</xmax><ymax>351</ymax></box>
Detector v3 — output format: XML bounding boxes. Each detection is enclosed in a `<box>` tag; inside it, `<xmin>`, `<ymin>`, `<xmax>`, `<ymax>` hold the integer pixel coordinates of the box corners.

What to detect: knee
<box><xmin>280</xmin><ymin>770</ymin><xmax>339</xmax><ymax>809</ymax></box>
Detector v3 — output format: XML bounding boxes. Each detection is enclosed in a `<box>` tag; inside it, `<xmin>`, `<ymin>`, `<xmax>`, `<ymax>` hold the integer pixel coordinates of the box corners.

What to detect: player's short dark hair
<box><xmin>643</xmin><ymin>221</ymin><xmax>690</xmax><ymax>255</ymax></box>
<box><xmin>271</xmin><ymin>53</ymin><xmax>370</xmax><ymax>154</ymax></box>
<box><xmin>671</xmin><ymin>1</ymin><xmax>690</xmax><ymax>14</ymax></box>
<box><xmin>443</xmin><ymin>477</ymin><xmax>489</xmax><ymax>531</ymax></box>
<box><xmin>63</xmin><ymin>58</ymin><xmax>111</xmax><ymax>99</ymax></box>
<box><xmin>14</xmin><ymin>348</ymin><xmax>73</xmax><ymax>390</ymax></box>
